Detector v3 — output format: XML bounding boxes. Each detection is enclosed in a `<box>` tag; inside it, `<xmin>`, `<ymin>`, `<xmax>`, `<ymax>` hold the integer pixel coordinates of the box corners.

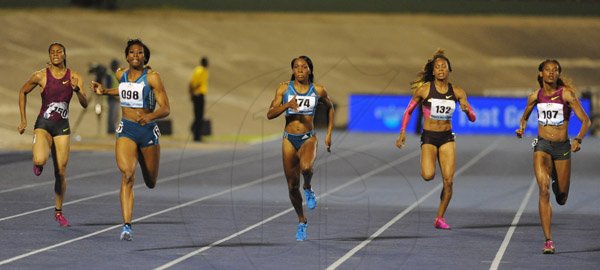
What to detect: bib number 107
<box><xmin>541</xmin><ymin>110</ymin><xmax>559</xmax><ymax>119</ymax></box>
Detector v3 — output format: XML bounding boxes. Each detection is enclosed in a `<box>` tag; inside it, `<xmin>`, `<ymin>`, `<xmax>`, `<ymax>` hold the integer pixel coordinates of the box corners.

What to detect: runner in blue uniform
<box><xmin>267</xmin><ymin>56</ymin><xmax>334</xmax><ymax>241</ymax></box>
<box><xmin>91</xmin><ymin>39</ymin><xmax>170</xmax><ymax>241</ymax></box>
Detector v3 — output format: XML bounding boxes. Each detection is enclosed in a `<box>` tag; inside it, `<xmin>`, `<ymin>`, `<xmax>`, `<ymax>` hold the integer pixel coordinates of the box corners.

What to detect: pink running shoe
<box><xmin>434</xmin><ymin>217</ymin><xmax>451</xmax><ymax>230</ymax></box>
<box><xmin>55</xmin><ymin>212</ymin><xmax>70</xmax><ymax>227</ymax></box>
<box><xmin>33</xmin><ymin>165</ymin><xmax>43</xmax><ymax>176</ymax></box>
<box><xmin>543</xmin><ymin>240</ymin><xmax>555</xmax><ymax>254</ymax></box>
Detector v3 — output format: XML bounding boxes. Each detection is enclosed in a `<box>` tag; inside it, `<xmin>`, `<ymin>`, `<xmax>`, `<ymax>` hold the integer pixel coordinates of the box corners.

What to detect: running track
<box><xmin>0</xmin><ymin>133</ymin><xmax>599</xmax><ymax>269</ymax></box>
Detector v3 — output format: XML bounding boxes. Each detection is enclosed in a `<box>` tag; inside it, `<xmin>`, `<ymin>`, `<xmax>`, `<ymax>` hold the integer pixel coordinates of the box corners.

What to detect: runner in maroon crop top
<box><xmin>17</xmin><ymin>42</ymin><xmax>88</xmax><ymax>227</ymax></box>
<box><xmin>516</xmin><ymin>59</ymin><xmax>590</xmax><ymax>254</ymax></box>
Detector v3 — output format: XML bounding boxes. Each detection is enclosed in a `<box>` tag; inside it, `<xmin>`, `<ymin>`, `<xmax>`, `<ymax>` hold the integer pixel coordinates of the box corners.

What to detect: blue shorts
<box><xmin>283</xmin><ymin>130</ymin><xmax>315</xmax><ymax>151</ymax></box>
<box><xmin>116</xmin><ymin>119</ymin><xmax>160</xmax><ymax>148</ymax></box>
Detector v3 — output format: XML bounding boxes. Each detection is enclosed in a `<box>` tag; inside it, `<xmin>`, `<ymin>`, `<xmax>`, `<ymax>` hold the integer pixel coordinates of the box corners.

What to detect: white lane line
<box><xmin>489</xmin><ymin>178</ymin><xmax>536</xmax><ymax>270</ymax></box>
<box><xmin>153</xmin><ymin>150</ymin><xmax>421</xmax><ymax>270</ymax></box>
<box><xmin>0</xmin><ymin>151</ymin><xmax>216</xmax><ymax>194</ymax></box>
<box><xmin>0</xmin><ymin>140</ymin><xmax>384</xmax><ymax>266</ymax></box>
<box><xmin>326</xmin><ymin>138</ymin><xmax>502</xmax><ymax>270</ymax></box>
<box><xmin>0</xmin><ymin>152</ymin><xmax>279</xmax><ymax>222</ymax></box>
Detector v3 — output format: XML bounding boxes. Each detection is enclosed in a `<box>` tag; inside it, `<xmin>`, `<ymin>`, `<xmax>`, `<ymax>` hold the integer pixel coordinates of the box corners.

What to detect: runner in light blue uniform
<box><xmin>267</xmin><ymin>56</ymin><xmax>334</xmax><ymax>241</ymax></box>
<box><xmin>116</xmin><ymin>68</ymin><xmax>160</xmax><ymax>148</ymax></box>
<box><xmin>282</xmin><ymin>80</ymin><xmax>319</xmax><ymax>150</ymax></box>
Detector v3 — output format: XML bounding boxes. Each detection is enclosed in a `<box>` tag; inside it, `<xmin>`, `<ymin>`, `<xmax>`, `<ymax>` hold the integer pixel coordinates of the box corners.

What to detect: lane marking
<box><xmin>154</xmin><ymin>150</ymin><xmax>421</xmax><ymax>270</ymax></box>
<box><xmin>0</xmin><ymin>139</ymin><xmax>386</xmax><ymax>266</ymax></box>
<box><xmin>0</xmin><ymin>151</ymin><xmax>217</xmax><ymax>194</ymax></box>
<box><xmin>0</xmin><ymin>152</ymin><xmax>279</xmax><ymax>222</ymax></box>
<box><xmin>489</xmin><ymin>178</ymin><xmax>536</xmax><ymax>270</ymax></box>
<box><xmin>326</xmin><ymin>138</ymin><xmax>502</xmax><ymax>270</ymax></box>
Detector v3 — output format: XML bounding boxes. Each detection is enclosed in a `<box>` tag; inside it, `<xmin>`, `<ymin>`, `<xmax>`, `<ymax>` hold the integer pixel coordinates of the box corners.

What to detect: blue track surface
<box><xmin>0</xmin><ymin>133</ymin><xmax>599</xmax><ymax>269</ymax></box>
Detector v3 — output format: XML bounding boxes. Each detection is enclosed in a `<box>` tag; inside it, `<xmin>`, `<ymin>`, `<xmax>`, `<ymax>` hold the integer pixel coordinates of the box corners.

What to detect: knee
<box><xmin>443</xmin><ymin>180</ymin><xmax>453</xmax><ymax>190</ymax></box>
<box><xmin>121</xmin><ymin>170</ymin><xmax>135</xmax><ymax>184</ymax></box>
<box><xmin>299</xmin><ymin>162</ymin><xmax>313</xmax><ymax>176</ymax></box>
<box><xmin>288</xmin><ymin>183</ymin><xmax>300</xmax><ymax>194</ymax></box>
<box><xmin>421</xmin><ymin>172</ymin><xmax>435</xmax><ymax>181</ymax></box>
<box><xmin>33</xmin><ymin>157</ymin><xmax>46</xmax><ymax>166</ymax></box>
<box><xmin>538</xmin><ymin>186</ymin><xmax>550</xmax><ymax>199</ymax></box>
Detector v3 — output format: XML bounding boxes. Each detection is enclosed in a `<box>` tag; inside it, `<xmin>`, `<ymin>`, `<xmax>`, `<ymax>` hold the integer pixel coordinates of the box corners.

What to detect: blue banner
<box><xmin>348</xmin><ymin>94</ymin><xmax>591</xmax><ymax>136</ymax></box>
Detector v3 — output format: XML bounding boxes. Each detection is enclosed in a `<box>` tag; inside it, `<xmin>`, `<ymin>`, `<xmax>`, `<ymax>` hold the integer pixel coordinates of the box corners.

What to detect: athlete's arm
<box><xmin>71</xmin><ymin>71</ymin><xmax>88</xmax><ymax>108</ymax></box>
<box><xmin>563</xmin><ymin>87</ymin><xmax>590</xmax><ymax>152</ymax></box>
<box><xmin>516</xmin><ymin>90</ymin><xmax>538</xmax><ymax>138</ymax></box>
<box><xmin>316</xmin><ymin>84</ymin><xmax>334</xmax><ymax>152</ymax></box>
<box><xmin>455</xmin><ymin>86</ymin><xmax>476</xmax><ymax>122</ymax></box>
<box><xmin>267</xmin><ymin>83</ymin><xmax>297</xmax><ymax>120</ymax></box>
<box><xmin>141</xmin><ymin>71</ymin><xmax>171</xmax><ymax>125</ymax></box>
<box><xmin>91</xmin><ymin>68</ymin><xmax>122</xmax><ymax>96</ymax></box>
<box><xmin>17</xmin><ymin>70</ymin><xmax>43</xmax><ymax>134</ymax></box>
<box><xmin>396</xmin><ymin>85</ymin><xmax>426</xmax><ymax>149</ymax></box>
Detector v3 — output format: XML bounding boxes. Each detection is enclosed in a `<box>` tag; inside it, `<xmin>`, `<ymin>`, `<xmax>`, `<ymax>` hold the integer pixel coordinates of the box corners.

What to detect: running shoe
<box><xmin>120</xmin><ymin>224</ymin><xmax>132</xmax><ymax>241</ymax></box>
<box><xmin>296</xmin><ymin>222</ymin><xmax>307</xmax><ymax>241</ymax></box>
<box><xmin>305</xmin><ymin>188</ymin><xmax>317</xmax><ymax>210</ymax></box>
<box><xmin>434</xmin><ymin>217</ymin><xmax>451</xmax><ymax>230</ymax></box>
<box><xmin>33</xmin><ymin>165</ymin><xmax>43</xmax><ymax>176</ymax></box>
<box><xmin>543</xmin><ymin>240</ymin><xmax>555</xmax><ymax>254</ymax></box>
<box><xmin>54</xmin><ymin>212</ymin><xmax>70</xmax><ymax>227</ymax></box>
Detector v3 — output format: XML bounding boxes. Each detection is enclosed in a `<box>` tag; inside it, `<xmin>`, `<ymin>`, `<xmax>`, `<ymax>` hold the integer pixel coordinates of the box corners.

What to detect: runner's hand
<box><xmin>17</xmin><ymin>121</ymin><xmax>26</xmax><ymax>134</ymax></box>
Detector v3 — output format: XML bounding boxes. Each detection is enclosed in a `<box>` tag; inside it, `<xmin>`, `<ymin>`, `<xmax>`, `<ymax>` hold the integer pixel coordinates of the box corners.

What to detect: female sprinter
<box><xmin>92</xmin><ymin>39</ymin><xmax>170</xmax><ymax>241</ymax></box>
<box><xmin>267</xmin><ymin>56</ymin><xmax>334</xmax><ymax>241</ymax></box>
<box><xmin>18</xmin><ymin>42</ymin><xmax>88</xmax><ymax>227</ymax></box>
<box><xmin>395</xmin><ymin>49</ymin><xmax>476</xmax><ymax>230</ymax></box>
<box><xmin>515</xmin><ymin>59</ymin><xmax>590</xmax><ymax>254</ymax></box>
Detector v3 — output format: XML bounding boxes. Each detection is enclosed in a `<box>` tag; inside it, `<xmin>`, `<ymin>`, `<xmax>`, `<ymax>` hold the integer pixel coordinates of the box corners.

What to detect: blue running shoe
<box><xmin>120</xmin><ymin>224</ymin><xmax>132</xmax><ymax>241</ymax></box>
<box><xmin>296</xmin><ymin>222</ymin><xmax>307</xmax><ymax>241</ymax></box>
<box><xmin>305</xmin><ymin>189</ymin><xmax>317</xmax><ymax>210</ymax></box>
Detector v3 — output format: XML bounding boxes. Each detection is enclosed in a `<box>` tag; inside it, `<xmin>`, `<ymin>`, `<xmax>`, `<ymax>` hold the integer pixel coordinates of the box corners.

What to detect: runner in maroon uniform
<box><xmin>516</xmin><ymin>59</ymin><xmax>590</xmax><ymax>254</ymax></box>
<box><xmin>18</xmin><ymin>43</ymin><xmax>88</xmax><ymax>227</ymax></box>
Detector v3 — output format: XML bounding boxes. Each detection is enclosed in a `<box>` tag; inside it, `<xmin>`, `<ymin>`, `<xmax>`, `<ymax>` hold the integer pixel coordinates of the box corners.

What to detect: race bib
<box><xmin>537</xmin><ymin>103</ymin><xmax>564</xmax><ymax>126</ymax></box>
<box><xmin>430</xmin><ymin>98</ymin><xmax>456</xmax><ymax>120</ymax></box>
<box><xmin>119</xmin><ymin>82</ymin><xmax>144</xmax><ymax>108</ymax></box>
<box><xmin>287</xmin><ymin>95</ymin><xmax>316</xmax><ymax>114</ymax></box>
<box><xmin>43</xmin><ymin>102</ymin><xmax>69</xmax><ymax>119</ymax></box>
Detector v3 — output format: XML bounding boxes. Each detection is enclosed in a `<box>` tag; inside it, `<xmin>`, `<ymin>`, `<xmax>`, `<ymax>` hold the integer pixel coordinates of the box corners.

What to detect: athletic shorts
<box><xmin>533</xmin><ymin>137</ymin><xmax>571</xmax><ymax>160</ymax></box>
<box><xmin>421</xmin><ymin>129</ymin><xmax>455</xmax><ymax>148</ymax></box>
<box><xmin>283</xmin><ymin>130</ymin><xmax>315</xmax><ymax>151</ymax></box>
<box><xmin>34</xmin><ymin>115</ymin><xmax>70</xmax><ymax>137</ymax></box>
<box><xmin>116</xmin><ymin>118</ymin><xmax>160</xmax><ymax>148</ymax></box>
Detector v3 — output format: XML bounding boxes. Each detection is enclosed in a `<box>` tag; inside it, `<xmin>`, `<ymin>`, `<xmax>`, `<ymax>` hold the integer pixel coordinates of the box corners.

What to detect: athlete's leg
<box><xmin>138</xmin><ymin>144</ymin><xmax>160</xmax><ymax>189</ymax></box>
<box><xmin>32</xmin><ymin>129</ymin><xmax>52</xmax><ymax>167</ymax></box>
<box><xmin>298</xmin><ymin>137</ymin><xmax>317</xmax><ymax>189</ymax></box>
<box><xmin>282</xmin><ymin>139</ymin><xmax>304</xmax><ymax>223</ymax></box>
<box><xmin>116</xmin><ymin>137</ymin><xmax>139</xmax><ymax>224</ymax></box>
<box><xmin>50</xmin><ymin>135</ymin><xmax>70</xmax><ymax>211</ymax></box>
<box><xmin>437</xmin><ymin>142</ymin><xmax>456</xmax><ymax>218</ymax></box>
<box><xmin>553</xmin><ymin>159</ymin><xmax>571</xmax><ymax>205</ymax></box>
<box><xmin>420</xmin><ymin>144</ymin><xmax>438</xmax><ymax>181</ymax></box>
<box><xmin>533</xmin><ymin>151</ymin><xmax>553</xmax><ymax>241</ymax></box>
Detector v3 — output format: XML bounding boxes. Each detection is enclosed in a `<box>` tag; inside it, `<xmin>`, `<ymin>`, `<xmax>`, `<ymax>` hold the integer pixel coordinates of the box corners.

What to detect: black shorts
<box><xmin>34</xmin><ymin>116</ymin><xmax>70</xmax><ymax>137</ymax></box>
<box><xmin>421</xmin><ymin>130</ymin><xmax>455</xmax><ymax>148</ymax></box>
<box><xmin>533</xmin><ymin>137</ymin><xmax>571</xmax><ymax>160</ymax></box>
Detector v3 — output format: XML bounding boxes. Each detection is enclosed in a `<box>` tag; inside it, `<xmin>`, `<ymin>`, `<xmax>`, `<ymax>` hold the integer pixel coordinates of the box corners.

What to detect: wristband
<box><xmin>73</xmin><ymin>86</ymin><xmax>80</xmax><ymax>93</ymax></box>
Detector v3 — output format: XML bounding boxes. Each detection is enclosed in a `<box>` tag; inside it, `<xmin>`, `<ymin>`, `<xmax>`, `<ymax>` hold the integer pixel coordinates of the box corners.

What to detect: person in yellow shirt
<box><xmin>189</xmin><ymin>57</ymin><xmax>209</xmax><ymax>142</ymax></box>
